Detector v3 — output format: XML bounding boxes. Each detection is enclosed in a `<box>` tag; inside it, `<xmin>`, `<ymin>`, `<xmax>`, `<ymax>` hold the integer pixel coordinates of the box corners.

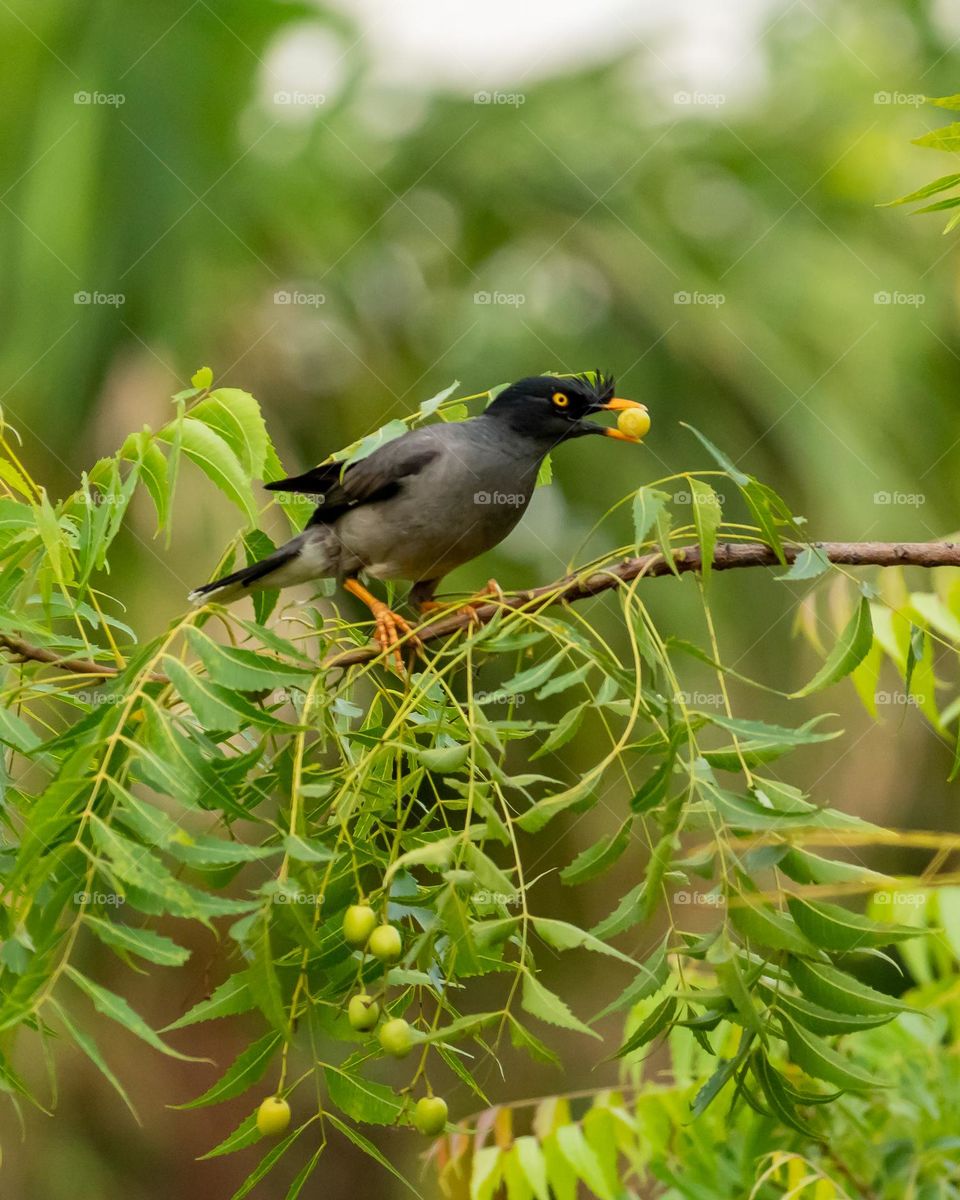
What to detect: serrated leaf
<box><xmin>778</xmin><ymin>545</ymin><xmax>830</xmax><ymax>581</ymax></box>
<box><xmin>786</xmin><ymin>956</ymin><xmax>912</xmax><ymax>1016</ymax></box>
<box><xmin>325</xmin><ymin>1067</ymin><xmax>404</xmax><ymax>1125</ymax></box>
<box><xmin>791</xmin><ymin>596</ymin><xmax>873</xmax><ymax>696</ymax></box>
<box><xmin>65</xmin><ymin>966</ymin><xmax>204</xmax><ymax>1062</ymax></box>
<box><xmin>881</xmin><ymin>170</ymin><xmax>960</xmax><ymax>206</ymax></box>
<box><xmin>163</xmin><ymin>973</ymin><xmax>255</xmax><ymax>1031</ymax></box>
<box><xmin>521</xmin><ymin>973</ymin><xmax>599</xmax><ymax>1039</ymax></box>
<box><xmin>532</xmin><ymin>917</ymin><xmax>636</xmax><ymax>965</ymax></box>
<box><xmin>325</xmin><ymin>1112</ymin><xmax>424</xmax><ymax>1196</ymax></box>
<box><xmin>86</xmin><ymin>916</ymin><xmax>190</xmax><ymax>967</ymax></box>
<box><xmin>160</xmin><ymin>417</ymin><xmax>257</xmax><ymax>522</ymax></box>
<box><xmin>729</xmin><ymin>897</ymin><xmax>818</xmax><ymax>955</ymax></box>
<box><xmin>176</xmin><ymin>1031</ymin><xmax>282</xmax><ymax>1109</ymax></box>
<box><xmin>631</xmin><ymin>487</ymin><xmax>671</xmax><ymax>546</ymax></box>
<box><xmin>51</xmin><ymin>999</ymin><xmax>139</xmax><ymax>1121</ymax></box>
<box><xmin>786</xmin><ymin>895</ymin><xmax>920</xmax><ymax>952</ymax></box>
<box><xmin>780</xmin><ymin>1014</ymin><xmax>885</xmax><ymax>1091</ymax></box>
<box><xmin>560</xmin><ymin>820</ymin><xmax>631</xmax><ymax>885</ymax></box>
<box><xmin>185</xmin><ymin>627</ymin><xmax>316</xmax><ymax>691</ymax></box>
<box><xmin>614</xmin><ymin>994</ymin><xmax>677</xmax><ymax>1057</ymax></box>
<box><xmin>689</xmin><ymin>478</ymin><xmax>721</xmax><ymax>588</ymax></box>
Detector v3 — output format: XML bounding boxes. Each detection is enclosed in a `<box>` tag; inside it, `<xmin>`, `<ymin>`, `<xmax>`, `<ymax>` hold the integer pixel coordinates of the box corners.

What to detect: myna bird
<box><xmin>189</xmin><ymin>373</ymin><xmax>648</xmax><ymax>663</ymax></box>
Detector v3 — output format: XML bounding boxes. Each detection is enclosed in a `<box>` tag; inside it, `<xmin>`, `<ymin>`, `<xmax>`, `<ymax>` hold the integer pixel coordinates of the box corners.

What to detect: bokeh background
<box><xmin>4</xmin><ymin>0</ymin><xmax>960</xmax><ymax>1195</ymax></box>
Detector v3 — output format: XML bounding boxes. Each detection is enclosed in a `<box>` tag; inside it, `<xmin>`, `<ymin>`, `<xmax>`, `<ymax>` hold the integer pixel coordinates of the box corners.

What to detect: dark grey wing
<box><xmin>264</xmin><ymin>427</ymin><xmax>441</xmax><ymax>523</ymax></box>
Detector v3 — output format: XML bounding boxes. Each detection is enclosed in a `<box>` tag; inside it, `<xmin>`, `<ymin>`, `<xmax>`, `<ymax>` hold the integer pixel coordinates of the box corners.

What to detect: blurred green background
<box><xmin>4</xmin><ymin>0</ymin><xmax>960</xmax><ymax>1195</ymax></box>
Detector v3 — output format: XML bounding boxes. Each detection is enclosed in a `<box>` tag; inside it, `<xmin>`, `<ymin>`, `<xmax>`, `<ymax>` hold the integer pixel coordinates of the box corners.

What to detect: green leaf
<box><xmin>0</xmin><ymin>707</ymin><xmax>40</xmax><ymax>754</ymax></box>
<box><xmin>163</xmin><ymin>973</ymin><xmax>255</xmax><ymax>1031</ymax></box>
<box><xmin>65</xmin><ymin>966</ymin><xmax>204</xmax><ymax>1062</ymax></box>
<box><xmin>554</xmin><ymin>1123</ymin><xmax>615</xmax><ymax>1200</ymax></box>
<box><xmin>559</xmin><ymin>820</ymin><xmax>631</xmax><ymax>885</ymax></box>
<box><xmin>229</xmin><ymin>1125</ymin><xmax>305</xmax><ymax>1200</ymax></box>
<box><xmin>191</xmin><ymin>366</ymin><xmax>214</xmax><ymax>389</ymax></box>
<box><xmin>631</xmin><ymin>488</ymin><xmax>671</xmax><ymax>546</ymax></box>
<box><xmin>780</xmin><ymin>1014</ymin><xmax>885</xmax><ymax>1091</ymax></box>
<box><xmin>614</xmin><ymin>994</ymin><xmax>677</xmax><ymax>1057</ymax></box>
<box><xmin>770</xmin><ymin>991</ymin><xmax>893</xmax><ymax>1036</ymax></box>
<box><xmin>185</xmin><ymin>627</ymin><xmax>316</xmax><ymax>691</ymax></box>
<box><xmin>521</xmin><ymin>972</ymin><xmax>599</xmax><ymax>1039</ymax></box>
<box><xmin>324</xmin><ymin>1112</ymin><xmax>424</xmax><ymax>1196</ymax></box>
<box><xmin>198</xmin><ymin>1109</ymin><xmax>261</xmax><ymax>1160</ymax></box>
<box><xmin>708</xmin><ymin>941</ymin><xmax>766</xmax><ymax>1043</ymax></box>
<box><xmin>190</xmin><ymin>388</ymin><xmax>273</xmax><ymax>479</ymax></box>
<box><xmin>791</xmin><ymin>595</ymin><xmax>873</xmax><ymax>697</ymax></box>
<box><xmin>680</xmin><ymin>423</ymin><xmax>749</xmax><ymax>485</ymax></box>
<box><xmin>729</xmin><ymin>897</ymin><xmax>818</xmax><ymax>955</ymax></box>
<box><xmin>913</xmin><ymin>123</ymin><xmax>960</xmax><ymax>152</ymax></box>
<box><xmin>752</xmin><ymin>1050</ymin><xmax>819</xmax><ymax>1137</ymax></box>
<box><xmin>786</xmin><ymin>956</ymin><xmax>913</xmax><ymax>1016</ymax></box>
<box><xmin>786</xmin><ymin>895</ymin><xmax>921</xmax><ymax>952</ymax></box>
<box><xmin>689</xmin><ymin>478</ymin><xmax>721</xmax><ymax>589</ymax></box>
<box><xmin>532</xmin><ymin>917</ymin><xmax>636</xmax><ymax>965</ymax></box>
<box><xmin>415</xmin><ymin>743</ymin><xmax>471</xmax><ymax>773</ymax></box>
<box><xmin>51</xmin><ymin>999</ymin><xmax>139</xmax><ymax>1121</ymax></box>
<box><xmin>513</xmin><ymin>1136</ymin><xmax>550</xmax><ymax>1200</ymax></box>
<box><xmin>777</xmin><ymin>545</ymin><xmax>830</xmax><ymax>581</ymax></box>
<box><xmin>880</xmin><ymin>171</ymin><xmax>960</xmax><ymax>206</ymax></box>
<box><xmin>86</xmin><ymin>916</ymin><xmax>191</xmax><ymax>967</ymax></box>
<box><xmin>176</xmin><ymin>1031</ymin><xmax>282</xmax><ymax>1109</ymax></box>
<box><xmin>471</xmin><ymin>1146</ymin><xmax>503</xmax><ymax>1200</ymax></box>
<box><xmin>160</xmin><ymin>417</ymin><xmax>258</xmax><ymax>522</ymax></box>
<box><xmin>593</xmin><ymin>937</ymin><xmax>669</xmax><ymax>1020</ymax></box>
<box><xmin>163</xmin><ymin>656</ymin><xmax>288</xmax><ymax>732</ymax></box>
<box><xmin>324</xmin><ymin>1067</ymin><xmax>404</xmax><ymax>1125</ymax></box>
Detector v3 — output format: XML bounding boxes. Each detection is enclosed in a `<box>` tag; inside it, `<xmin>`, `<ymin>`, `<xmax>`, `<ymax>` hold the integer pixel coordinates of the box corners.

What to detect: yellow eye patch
<box><xmin>552</xmin><ymin>391</ymin><xmax>569</xmax><ymax>408</ymax></box>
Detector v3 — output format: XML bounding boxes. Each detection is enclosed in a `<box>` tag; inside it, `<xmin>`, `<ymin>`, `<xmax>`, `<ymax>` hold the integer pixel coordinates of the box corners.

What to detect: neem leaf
<box><xmin>86</xmin><ymin>916</ymin><xmax>191</xmax><ymax>967</ymax></box>
<box><xmin>786</xmin><ymin>895</ymin><xmax>921</xmax><ymax>952</ymax></box>
<box><xmin>522</xmin><ymin>973</ymin><xmax>599</xmax><ymax>1039</ymax></box>
<box><xmin>780</xmin><ymin>1014</ymin><xmax>885</xmax><ymax>1091</ymax></box>
<box><xmin>160</xmin><ymin>417</ymin><xmax>258</xmax><ymax>523</ymax></box>
<box><xmin>613</xmin><ymin>994</ymin><xmax>677</xmax><ymax>1057</ymax></box>
<box><xmin>786</xmin><ymin>956</ymin><xmax>913</xmax><ymax>1016</ymax></box>
<box><xmin>175</xmin><ymin>1031</ymin><xmax>282</xmax><ymax>1109</ymax></box>
<box><xmin>913</xmin><ymin>123</ymin><xmax>960</xmax><ymax>152</ymax></box>
<box><xmin>185</xmin><ymin>627</ymin><xmax>315</xmax><ymax>691</ymax></box>
<box><xmin>881</xmin><ymin>171</ymin><xmax>960</xmax><ymax>206</ymax></box>
<box><xmin>791</xmin><ymin>595</ymin><xmax>873</xmax><ymax>697</ymax></box>
<box><xmin>66</xmin><ymin>967</ymin><xmax>205</xmax><ymax>1062</ymax></box>
<box><xmin>631</xmin><ymin>487</ymin><xmax>671</xmax><ymax>547</ymax></box>
<box><xmin>532</xmin><ymin>917</ymin><xmax>636</xmax><ymax>965</ymax></box>
<box><xmin>777</xmin><ymin>545</ymin><xmax>830</xmax><ymax>581</ymax></box>
<box><xmin>163</xmin><ymin>973</ymin><xmax>255</xmax><ymax>1031</ymax></box>
<box><xmin>324</xmin><ymin>1067</ymin><xmax>404</xmax><ymax>1125</ymax></box>
<box><xmin>689</xmin><ymin>478</ymin><xmax>722</xmax><ymax>588</ymax></box>
<box><xmin>729</xmin><ymin>897</ymin><xmax>818</xmax><ymax>955</ymax></box>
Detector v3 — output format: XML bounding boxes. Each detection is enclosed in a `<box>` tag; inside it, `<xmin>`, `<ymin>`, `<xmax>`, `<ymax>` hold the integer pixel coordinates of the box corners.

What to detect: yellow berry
<box><xmin>343</xmin><ymin>904</ymin><xmax>378</xmax><ymax>948</ymax></box>
<box><xmin>256</xmin><ymin>1096</ymin><xmax>291</xmax><ymax>1137</ymax></box>
<box><xmin>368</xmin><ymin>923</ymin><xmax>402</xmax><ymax>962</ymax></box>
<box><xmin>617</xmin><ymin>406</ymin><xmax>651</xmax><ymax>440</ymax></box>
<box><xmin>414</xmin><ymin>1095</ymin><xmax>448</xmax><ymax>1135</ymax></box>
<box><xmin>348</xmin><ymin>993</ymin><xmax>380</xmax><ymax>1032</ymax></box>
<box><xmin>378</xmin><ymin>1017</ymin><xmax>413</xmax><ymax>1058</ymax></box>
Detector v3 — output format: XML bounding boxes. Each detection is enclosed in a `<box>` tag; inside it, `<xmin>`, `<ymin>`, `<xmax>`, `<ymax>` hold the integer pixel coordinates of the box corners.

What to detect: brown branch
<box><xmin>0</xmin><ymin>633</ymin><xmax>166</xmax><ymax>683</ymax></box>
<box><xmin>323</xmin><ymin>540</ymin><xmax>960</xmax><ymax>669</ymax></box>
<box><xmin>5</xmin><ymin>541</ymin><xmax>960</xmax><ymax>679</ymax></box>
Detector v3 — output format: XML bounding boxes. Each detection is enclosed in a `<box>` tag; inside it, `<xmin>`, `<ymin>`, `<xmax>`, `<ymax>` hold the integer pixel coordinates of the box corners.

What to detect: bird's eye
<box><xmin>551</xmin><ymin>391</ymin><xmax>570</xmax><ymax>408</ymax></box>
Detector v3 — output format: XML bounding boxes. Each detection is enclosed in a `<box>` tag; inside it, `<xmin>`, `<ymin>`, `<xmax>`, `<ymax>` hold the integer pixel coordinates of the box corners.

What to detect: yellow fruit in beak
<box><xmin>616</xmin><ymin>406</ymin><xmax>651</xmax><ymax>441</ymax></box>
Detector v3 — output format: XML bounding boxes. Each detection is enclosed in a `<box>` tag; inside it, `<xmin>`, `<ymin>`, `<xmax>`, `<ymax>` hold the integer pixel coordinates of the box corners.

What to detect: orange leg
<box><xmin>417</xmin><ymin>579</ymin><xmax>505</xmax><ymax>625</ymax></box>
<box><xmin>344</xmin><ymin>578</ymin><xmax>419</xmax><ymax>670</ymax></box>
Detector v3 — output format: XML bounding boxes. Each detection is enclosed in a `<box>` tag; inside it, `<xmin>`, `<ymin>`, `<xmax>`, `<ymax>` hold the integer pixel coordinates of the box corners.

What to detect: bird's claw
<box><xmin>371</xmin><ymin>602</ymin><xmax>420</xmax><ymax>671</ymax></box>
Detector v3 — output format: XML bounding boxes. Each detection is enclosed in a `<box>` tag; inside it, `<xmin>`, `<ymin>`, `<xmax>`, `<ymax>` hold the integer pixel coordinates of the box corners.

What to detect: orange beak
<box><xmin>597</xmin><ymin>397</ymin><xmax>650</xmax><ymax>442</ymax></box>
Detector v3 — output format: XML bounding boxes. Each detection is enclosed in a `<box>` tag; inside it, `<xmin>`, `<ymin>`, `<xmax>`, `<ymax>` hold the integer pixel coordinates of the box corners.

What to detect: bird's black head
<box><xmin>484</xmin><ymin>373</ymin><xmax>647</xmax><ymax>445</ymax></box>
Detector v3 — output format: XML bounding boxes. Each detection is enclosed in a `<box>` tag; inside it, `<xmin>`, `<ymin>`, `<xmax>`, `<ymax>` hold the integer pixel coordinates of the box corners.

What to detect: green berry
<box><xmin>368</xmin><ymin>923</ymin><xmax>402</xmax><ymax>962</ymax></box>
<box><xmin>256</xmin><ymin>1096</ymin><xmax>291</xmax><ymax>1136</ymax></box>
<box><xmin>343</xmin><ymin>904</ymin><xmax>377</xmax><ymax>948</ymax></box>
<box><xmin>348</xmin><ymin>993</ymin><xmax>380</xmax><ymax>1032</ymax></box>
<box><xmin>414</xmin><ymin>1095</ymin><xmax>448</xmax><ymax>1136</ymax></box>
<box><xmin>378</xmin><ymin>1017</ymin><xmax>412</xmax><ymax>1058</ymax></box>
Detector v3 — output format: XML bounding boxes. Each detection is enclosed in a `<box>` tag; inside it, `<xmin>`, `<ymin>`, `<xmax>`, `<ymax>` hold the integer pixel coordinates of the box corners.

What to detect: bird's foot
<box><xmin>370</xmin><ymin>601</ymin><xmax>419</xmax><ymax>671</ymax></box>
<box><xmin>417</xmin><ymin>580</ymin><xmax>505</xmax><ymax>626</ymax></box>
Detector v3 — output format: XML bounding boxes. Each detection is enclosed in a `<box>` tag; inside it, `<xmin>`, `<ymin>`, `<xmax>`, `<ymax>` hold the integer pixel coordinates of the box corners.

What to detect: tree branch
<box><xmin>5</xmin><ymin>541</ymin><xmax>959</xmax><ymax>678</ymax></box>
<box><xmin>324</xmin><ymin>540</ymin><xmax>960</xmax><ymax>669</ymax></box>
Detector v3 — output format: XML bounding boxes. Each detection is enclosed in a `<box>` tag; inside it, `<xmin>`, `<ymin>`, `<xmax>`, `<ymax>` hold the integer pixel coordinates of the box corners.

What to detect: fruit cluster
<box><xmin>256</xmin><ymin>901</ymin><xmax>448</xmax><ymax>1140</ymax></box>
